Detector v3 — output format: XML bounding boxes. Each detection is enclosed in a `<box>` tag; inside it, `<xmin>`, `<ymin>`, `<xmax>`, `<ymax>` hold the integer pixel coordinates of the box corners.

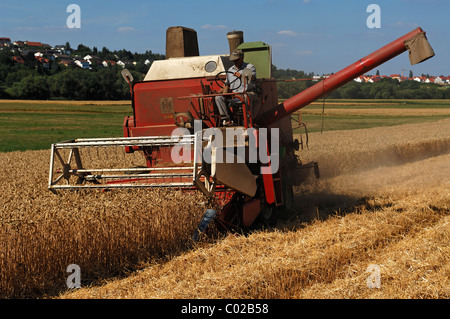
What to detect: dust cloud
<box><xmin>291</xmin><ymin>119</ymin><xmax>450</xmax><ymax>221</ymax></box>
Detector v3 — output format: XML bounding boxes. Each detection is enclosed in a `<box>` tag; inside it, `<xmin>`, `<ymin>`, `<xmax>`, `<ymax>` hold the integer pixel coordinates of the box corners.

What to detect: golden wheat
<box><xmin>1</xmin><ymin>118</ymin><xmax>449</xmax><ymax>298</ymax></box>
<box><xmin>59</xmin><ymin>119</ymin><xmax>449</xmax><ymax>299</ymax></box>
<box><xmin>0</xmin><ymin>149</ymin><xmax>207</xmax><ymax>298</ymax></box>
<box><xmin>60</xmin><ymin>182</ymin><xmax>449</xmax><ymax>299</ymax></box>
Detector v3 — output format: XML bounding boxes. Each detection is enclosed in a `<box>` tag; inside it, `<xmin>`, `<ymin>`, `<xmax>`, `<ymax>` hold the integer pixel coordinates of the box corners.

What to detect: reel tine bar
<box><xmin>48</xmin><ymin>135</ymin><xmax>196</xmax><ymax>191</ymax></box>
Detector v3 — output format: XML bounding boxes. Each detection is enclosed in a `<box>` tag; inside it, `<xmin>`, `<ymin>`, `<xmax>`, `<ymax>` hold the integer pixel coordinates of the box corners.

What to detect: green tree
<box><xmin>0</xmin><ymin>48</ymin><xmax>14</xmax><ymax>66</ymax></box>
<box><xmin>6</xmin><ymin>74</ymin><xmax>50</xmax><ymax>99</ymax></box>
<box><xmin>4</xmin><ymin>68</ymin><xmax>34</xmax><ymax>86</ymax></box>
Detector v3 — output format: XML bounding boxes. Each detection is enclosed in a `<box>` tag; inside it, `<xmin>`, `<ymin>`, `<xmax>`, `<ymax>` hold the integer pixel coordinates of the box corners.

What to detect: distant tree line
<box><xmin>0</xmin><ymin>44</ymin><xmax>164</xmax><ymax>100</ymax></box>
<box><xmin>0</xmin><ymin>45</ymin><xmax>448</xmax><ymax>100</ymax></box>
<box><xmin>276</xmin><ymin>77</ymin><xmax>450</xmax><ymax>99</ymax></box>
<box><xmin>326</xmin><ymin>78</ymin><xmax>450</xmax><ymax>99</ymax></box>
<box><xmin>273</xmin><ymin>66</ymin><xmax>450</xmax><ymax>99</ymax></box>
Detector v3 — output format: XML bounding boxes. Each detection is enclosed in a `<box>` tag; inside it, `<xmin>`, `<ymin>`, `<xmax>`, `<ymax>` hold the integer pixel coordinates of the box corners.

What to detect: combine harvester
<box><xmin>49</xmin><ymin>26</ymin><xmax>434</xmax><ymax>231</ymax></box>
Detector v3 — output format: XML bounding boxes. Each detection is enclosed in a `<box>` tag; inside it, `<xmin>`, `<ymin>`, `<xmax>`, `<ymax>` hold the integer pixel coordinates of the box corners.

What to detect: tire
<box><xmin>282</xmin><ymin>183</ymin><xmax>294</xmax><ymax>211</ymax></box>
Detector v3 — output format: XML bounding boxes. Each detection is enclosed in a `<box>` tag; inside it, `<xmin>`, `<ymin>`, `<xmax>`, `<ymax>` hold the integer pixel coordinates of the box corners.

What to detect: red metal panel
<box><xmin>132</xmin><ymin>78</ymin><xmax>220</xmax><ymax>129</ymax></box>
<box><xmin>133</xmin><ymin>79</ymin><xmax>194</xmax><ymax>128</ymax></box>
<box><xmin>128</xmin><ymin>124</ymin><xmax>179</xmax><ymax>138</ymax></box>
<box><xmin>124</xmin><ymin>77</ymin><xmax>223</xmax><ymax>167</ymax></box>
<box><xmin>262</xmin><ymin>166</ymin><xmax>275</xmax><ymax>205</ymax></box>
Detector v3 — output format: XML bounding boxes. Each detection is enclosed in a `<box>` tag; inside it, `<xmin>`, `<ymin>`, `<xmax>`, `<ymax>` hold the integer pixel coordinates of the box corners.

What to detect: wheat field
<box><xmin>0</xmin><ymin>118</ymin><xmax>449</xmax><ymax>299</ymax></box>
<box><xmin>0</xmin><ymin>148</ymin><xmax>207</xmax><ymax>298</ymax></box>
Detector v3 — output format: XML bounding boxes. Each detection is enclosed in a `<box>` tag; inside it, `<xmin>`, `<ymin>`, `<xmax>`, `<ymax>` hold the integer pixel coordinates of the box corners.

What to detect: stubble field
<box><xmin>0</xmin><ymin>101</ymin><xmax>448</xmax><ymax>299</ymax></box>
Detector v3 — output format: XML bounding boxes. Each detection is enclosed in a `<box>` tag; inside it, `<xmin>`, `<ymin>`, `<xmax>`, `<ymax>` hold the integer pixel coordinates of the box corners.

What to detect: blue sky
<box><xmin>1</xmin><ymin>0</ymin><xmax>448</xmax><ymax>76</ymax></box>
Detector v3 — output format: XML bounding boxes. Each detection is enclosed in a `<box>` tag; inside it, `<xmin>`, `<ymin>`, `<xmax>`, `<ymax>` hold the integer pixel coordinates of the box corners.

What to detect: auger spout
<box><xmin>257</xmin><ymin>27</ymin><xmax>434</xmax><ymax>127</ymax></box>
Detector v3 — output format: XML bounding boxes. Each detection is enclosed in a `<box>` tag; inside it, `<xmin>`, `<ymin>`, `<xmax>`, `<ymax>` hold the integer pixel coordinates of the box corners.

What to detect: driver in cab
<box><xmin>215</xmin><ymin>49</ymin><xmax>256</xmax><ymax>126</ymax></box>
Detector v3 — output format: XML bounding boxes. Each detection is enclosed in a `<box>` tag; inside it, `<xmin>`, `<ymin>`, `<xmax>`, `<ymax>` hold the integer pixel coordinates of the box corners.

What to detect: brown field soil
<box><xmin>0</xmin><ymin>118</ymin><xmax>449</xmax><ymax>299</ymax></box>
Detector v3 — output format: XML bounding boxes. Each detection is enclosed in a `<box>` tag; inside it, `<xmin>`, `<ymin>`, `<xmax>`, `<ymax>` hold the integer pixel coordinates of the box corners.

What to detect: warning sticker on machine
<box><xmin>159</xmin><ymin>97</ymin><xmax>174</xmax><ymax>114</ymax></box>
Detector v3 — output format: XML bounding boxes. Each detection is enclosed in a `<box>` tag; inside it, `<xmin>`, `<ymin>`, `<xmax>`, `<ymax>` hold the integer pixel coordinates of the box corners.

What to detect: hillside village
<box><xmin>1</xmin><ymin>36</ymin><xmax>449</xmax><ymax>100</ymax></box>
<box><xmin>315</xmin><ymin>73</ymin><xmax>450</xmax><ymax>85</ymax></box>
<box><xmin>0</xmin><ymin>37</ymin><xmax>157</xmax><ymax>71</ymax></box>
<box><xmin>1</xmin><ymin>36</ymin><xmax>449</xmax><ymax>85</ymax></box>
<box><xmin>352</xmin><ymin>74</ymin><xmax>450</xmax><ymax>85</ymax></box>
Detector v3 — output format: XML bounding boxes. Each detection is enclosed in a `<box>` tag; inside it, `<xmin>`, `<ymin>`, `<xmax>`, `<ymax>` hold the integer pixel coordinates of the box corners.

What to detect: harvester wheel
<box><xmin>261</xmin><ymin>204</ymin><xmax>273</xmax><ymax>220</ymax></box>
<box><xmin>282</xmin><ymin>183</ymin><xmax>294</xmax><ymax>211</ymax></box>
<box><xmin>258</xmin><ymin>203</ymin><xmax>277</xmax><ymax>226</ymax></box>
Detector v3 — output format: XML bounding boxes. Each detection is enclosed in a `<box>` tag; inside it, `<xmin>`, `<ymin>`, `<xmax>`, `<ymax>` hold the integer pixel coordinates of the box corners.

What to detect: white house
<box><xmin>0</xmin><ymin>37</ymin><xmax>11</xmax><ymax>46</ymax></box>
<box><xmin>434</xmin><ymin>76</ymin><xmax>446</xmax><ymax>85</ymax></box>
<box><xmin>83</xmin><ymin>55</ymin><xmax>101</xmax><ymax>65</ymax></box>
<box><xmin>102</xmin><ymin>60</ymin><xmax>117</xmax><ymax>67</ymax></box>
<box><xmin>312</xmin><ymin>75</ymin><xmax>322</xmax><ymax>81</ymax></box>
<box><xmin>75</xmin><ymin>59</ymin><xmax>90</xmax><ymax>69</ymax></box>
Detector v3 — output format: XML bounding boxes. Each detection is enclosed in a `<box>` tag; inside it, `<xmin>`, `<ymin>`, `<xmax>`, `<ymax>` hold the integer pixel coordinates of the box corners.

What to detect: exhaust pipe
<box><xmin>227</xmin><ymin>30</ymin><xmax>244</xmax><ymax>54</ymax></box>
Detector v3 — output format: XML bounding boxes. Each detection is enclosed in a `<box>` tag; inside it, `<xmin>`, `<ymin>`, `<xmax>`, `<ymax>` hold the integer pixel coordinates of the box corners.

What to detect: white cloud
<box><xmin>272</xmin><ymin>43</ymin><xmax>288</xmax><ymax>47</ymax></box>
<box><xmin>14</xmin><ymin>26</ymin><xmax>38</xmax><ymax>31</ymax></box>
<box><xmin>295</xmin><ymin>50</ymin><xmax>313</xmax><ymax>56</ymax></box>
<box><xmin>117</xmin><ymin>26</ymin><xmax>135</xmax><ymax>32</ymax></box>
<box><xmin>278</xmin><ymin>30</ymin><xmax>298</xmax><ymax>36</ymax></box>
<box><xmin>200</xmin><ymin>24</ymin><xmax>227</xmax><ymax>30</ymax></box>
<box><xmin>391</xmin><ymin>21</ymin><xmax>419</xmax><ymax>28</ymax></box>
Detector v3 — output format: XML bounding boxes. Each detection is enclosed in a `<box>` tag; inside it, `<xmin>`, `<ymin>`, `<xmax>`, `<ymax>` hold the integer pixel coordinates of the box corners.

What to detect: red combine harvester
<box><xmin>49</xmin><ymin>26</ymin><xmax>434</xmax><ymax>231</ymax></box>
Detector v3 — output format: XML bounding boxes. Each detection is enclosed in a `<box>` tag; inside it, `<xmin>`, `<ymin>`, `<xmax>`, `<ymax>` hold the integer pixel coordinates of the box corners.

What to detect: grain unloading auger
<box><xmin>49</xmin><ymin>26</ymin><xmax>434</xmax><ymax>231</ymax></box>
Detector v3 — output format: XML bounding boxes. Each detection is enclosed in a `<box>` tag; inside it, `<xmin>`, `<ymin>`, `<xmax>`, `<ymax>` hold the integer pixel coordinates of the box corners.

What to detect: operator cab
<box><xmin>124</xmin><ymin>27</ymin><xmax>279</xmax><ymax>140</ymax></box>
<box><xmin>141</xmin><ymin>41</ymin><xmax>272</xmax><ymax>129</ymax></box>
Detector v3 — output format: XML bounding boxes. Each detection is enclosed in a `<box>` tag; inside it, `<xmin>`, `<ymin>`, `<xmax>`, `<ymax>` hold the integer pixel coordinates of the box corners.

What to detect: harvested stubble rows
<box><xmin>297</xmin><ymin>118</ymin><xmax>450</xmax><ymax>178</ymax></box>
<box><xmin>61</xmin><ymin>187</ymin><xmax>449</xmax><ymax>299</ymax></box>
